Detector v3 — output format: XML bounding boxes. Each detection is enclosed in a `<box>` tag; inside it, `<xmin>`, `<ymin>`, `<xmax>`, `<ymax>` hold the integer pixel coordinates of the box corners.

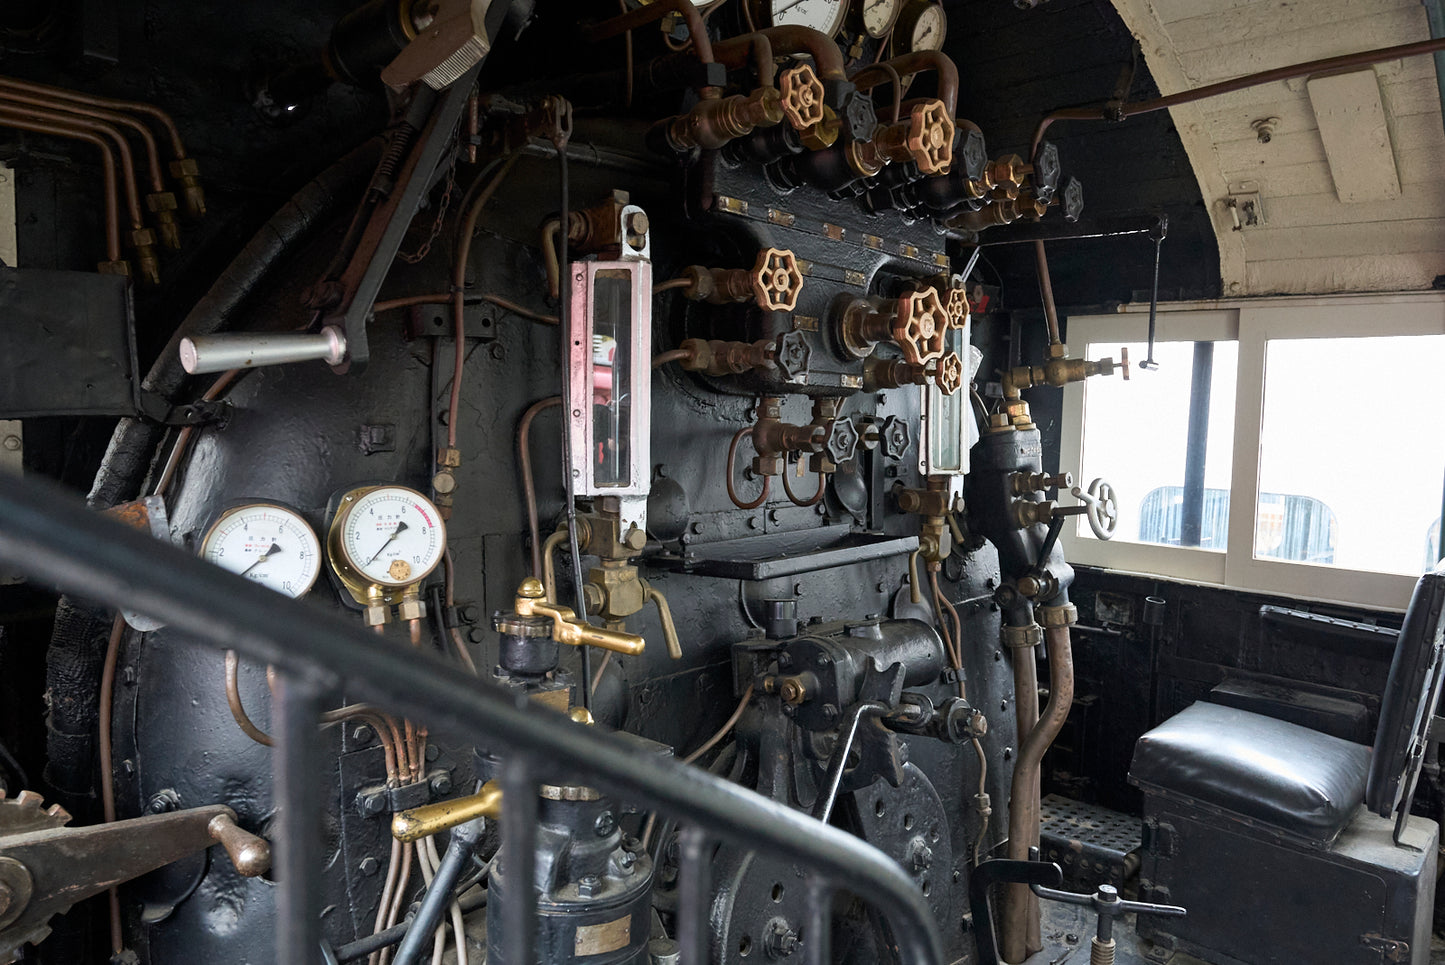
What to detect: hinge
<box><xmin>1361</xmin><ymin>934</ymin><xmax>1409</xmax><ymax>962</ymax></box>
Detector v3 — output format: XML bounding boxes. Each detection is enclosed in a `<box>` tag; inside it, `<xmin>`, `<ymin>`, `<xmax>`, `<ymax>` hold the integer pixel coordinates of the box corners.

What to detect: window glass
<box><xmin>1078</xmin><ymin>340</ymin><xmax>1238</xmax><ymax>547</ymax></box>
<box><xmin>1258</xmin><ymin>335</ymin><xmax>1445</xmax><ymax>574</ymax></box>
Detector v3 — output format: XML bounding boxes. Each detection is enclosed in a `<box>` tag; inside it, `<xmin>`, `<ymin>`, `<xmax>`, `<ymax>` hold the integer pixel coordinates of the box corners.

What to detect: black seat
<box><xmin>1127</xmin><ymin>562</ymin><xmax>1445</xmax><ymax>965</ymax></box>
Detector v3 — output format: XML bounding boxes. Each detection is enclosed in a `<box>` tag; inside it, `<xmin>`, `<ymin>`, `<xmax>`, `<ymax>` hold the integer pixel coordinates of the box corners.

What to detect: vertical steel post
<box><xmin>274</xmin><ymin>674</ymin><xmax>325</xmax><ymax>965</ymax></box>
<box><xmin>675</xmin><ymin>825</ymin><xmax>711</xmax><ymax>964</ymax></box>
<box><xmin>500</xmin><ymin>758</ymin><xmax>539</xmax><ymax>964</ymax></box>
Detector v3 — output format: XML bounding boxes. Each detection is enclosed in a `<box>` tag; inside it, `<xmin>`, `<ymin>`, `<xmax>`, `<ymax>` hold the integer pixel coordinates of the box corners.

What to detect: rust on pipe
<box><xmin>0</xmin><ymin>74</ymin><xmax>187</xmax><ymax>158</ymax></box>
<box><xmin>584</xmin><ymin>0</ymin><xmax>715</xmax><ymax>65</ymax></box>
<box><xmin>0</xmin><ymin>112</ymin><xmax>121</xmax><ymax>261</ymax></box>
<box><xmin>0</xmin><ymin>88</ymin><xmax>165</xmax><ymax>192</ymax></box>
<box><xmin>1002</xmin><ymin>625</ymin><xmax>1074</xmax><ymax>963</ymax></box>
<box><xmin>851</xmin><ymin>50</ymin><xmax>959</xmax><ymax>117</ymax></box>
<box><xmin>711</xmin><ymin>31</ymin><xmax>777</xmax><ymax>87</ymax></box>
<box><xmin>0</xmin><ymin>104</ymin><xmax>144</xmax><ymax>228</ymax></box>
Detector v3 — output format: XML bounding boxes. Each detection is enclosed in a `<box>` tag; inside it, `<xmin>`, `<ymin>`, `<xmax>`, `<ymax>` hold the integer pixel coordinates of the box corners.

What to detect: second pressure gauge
<box><xmin>894</xmin><ymin>0</ymin><xmax>945</xmax><ymax>52</ymax></box>
<box><xmin>201</xmin><ymin>503</ymin><xmax>321</xmax><ymax>599</ymax></box>
<box><xmin>856</xmin><ymin>0</ymin><xmax>901</xmax><ymax>39</ymax></box>
<box><xmin>328</xmin><ymin>485</ymin><xmax>446</xmax><ymax>599</ymax></box>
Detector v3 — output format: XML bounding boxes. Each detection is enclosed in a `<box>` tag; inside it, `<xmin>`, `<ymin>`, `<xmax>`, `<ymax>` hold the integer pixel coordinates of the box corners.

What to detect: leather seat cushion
<box><xmin>1130</xmin><ymin>701</ymin><xmax>1371</xmax><ymax>844</ymax></box>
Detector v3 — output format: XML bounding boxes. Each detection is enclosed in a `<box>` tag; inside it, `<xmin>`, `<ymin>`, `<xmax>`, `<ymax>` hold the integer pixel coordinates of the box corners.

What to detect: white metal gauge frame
<box><xmin>200</xmin><ymin>500</ymin><xmax>323</xmax><ymax>599</ymax></box>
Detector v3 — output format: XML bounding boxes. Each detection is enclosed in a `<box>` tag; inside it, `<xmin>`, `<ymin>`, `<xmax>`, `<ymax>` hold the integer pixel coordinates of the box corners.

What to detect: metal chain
<box><xmin>396</xmin><ymin>167</ymin><xmax>456</xmax><ymax>265</ymax></box>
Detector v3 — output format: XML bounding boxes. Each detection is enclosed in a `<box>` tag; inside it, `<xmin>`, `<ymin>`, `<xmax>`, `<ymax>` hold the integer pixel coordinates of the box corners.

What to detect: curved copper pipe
<box><xmin>0</xmin><ymin>104</ymin><xmax>143</xmax><ymax>227</ymax></box>
<box><xmin>518</xmin><ymin>396</ymin><xmax>562</xmax><ymax>578</ymax></box>
<box><xmin>651</xmin><ymin>347</ymin><xmax>692</xmax><ymax>369</ymax></box>
<box><xmin>727</xmin><ymin>426</ymin><xmax>771</xmax><ymax>510</ymax></box>
<box><xmin>1002</xmin><ymin>625</ymin><xmax>1074</xmax><ymax>963</ymax></box>
<box><xmin>0</xmin><ymin>88</ymin><xmax>165</xmax><ymax>192</ymax></box>
<box><xmin>851</xmin><ymin>51</ymin><xmax>958</xmax><ymax>117</ymax></box>
<box><xmin>756</xmin><ymin>26</ymin><xmax>845</xmax><ymax>80</ymax></box>
<box><xmin>585</xmin><ymin>0</ymin><xmax>715</xmax><ymax>65</ymax></box>
<box><xmin>0</xmin><ymin>112</ymin><xmax>120</xmax><ymax>260</ymax></box>
<box><xmin>781</xmin><ymin>452</ymin><xmax>826</xmax><ymax>507</ymax></box>
<box><xmin>0</xmin><ymin>74</ymin><xmax>187</xmax><ymax>158</ymax></box>
<box><xmin>711</xmin><ymin>31</ymin><xmax>777</xmax><ymax>87</ymax></box>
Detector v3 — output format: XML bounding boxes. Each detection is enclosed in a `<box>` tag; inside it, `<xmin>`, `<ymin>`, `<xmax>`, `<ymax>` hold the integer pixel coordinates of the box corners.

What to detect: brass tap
<box><xmin>862</xmin><ymin>351</ymin><xmax>961</xmax><ymax>394</ymax></box>
<box><xmin>778</xmin><ymin>64</ymin><xmax>825</xmax><ymax>132</ymax></box>
<box><xmin>513</xmin><ymin>578</ymin><xmax>647</xmax><ymax>656</ymax></box>
<box><xmin>392</xmin><ymin>781</ymin><xmax>503</xmax><ymax>842</ymax></box>
<box><xmin>667</xmin><ymin>86</ymin><xmax>785</xmax><ymax>152</ymax></box>
<box><xmin>871</xmin><ymin>99</ymin><xmax>955</xmax><ymax>175</ymax></box>
<box><xmin>680</xmin><ymin>247</ymin><xmax>803</xmax><ymax>311</ymax></box>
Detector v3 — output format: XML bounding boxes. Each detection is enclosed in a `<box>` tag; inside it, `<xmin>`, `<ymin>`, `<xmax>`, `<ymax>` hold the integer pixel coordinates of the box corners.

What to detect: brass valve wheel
<box><xmin>779</xmin><ymin>64</ymin><xmax>825</xmax><ymax>132</ymax></box>
<box><xmin>941</xmin><ymin>285</ymin><xmax>969</xmax><ymax>330</ymax></box>
<box><xmin>892</xmin><ymin>288</ymin><xmax>949</xmax><ymax>365</ymax></box>
<box><xmin>932</xmin><ymin>351</ymin><xmax>964</xmax><ymax>395</ymax></box>
<box><xmin>751</xmin><ymin>247</ymin><xmax>804</xmax><ymax>312</ymax></box>
<box><xmin>905</xmin><ymin>100</ymin><xmax>955</xmax><ymax>175</ymax></box>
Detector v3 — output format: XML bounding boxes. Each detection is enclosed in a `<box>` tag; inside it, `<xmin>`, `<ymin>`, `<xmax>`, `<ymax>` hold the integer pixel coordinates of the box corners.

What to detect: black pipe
<box><xmin>392</xmin><ymin>820</ymin><xmax>483</xmax><ymax>965</ymax></box>
<box><xmin>335</xmin><ymin>888</ymin><xmax>488</xmax><ymax>963</ymax></box>
<box><xmin>1179</xmin><ymin>342</ymin><xmax>1213</xmax><ymax>547</ymax></box>
<box><xmin>0</xmin><ymin>475</ymin><xmax>944</xmax><ymax>965</ymax></box>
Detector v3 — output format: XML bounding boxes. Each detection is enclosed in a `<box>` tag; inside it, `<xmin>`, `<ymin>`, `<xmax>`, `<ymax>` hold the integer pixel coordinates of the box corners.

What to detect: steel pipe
<box><xmin>178</xmin><ymin>328</ymin><xmax>348</xmax><ymax>374</ymax></box>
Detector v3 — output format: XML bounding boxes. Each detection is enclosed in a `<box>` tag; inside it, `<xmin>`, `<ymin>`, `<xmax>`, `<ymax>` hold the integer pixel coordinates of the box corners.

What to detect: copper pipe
<box><xmin>1035</xmin><ymin>239</ymin><xmax>1061</xmax><ymax>346</ymax></box>
<box><xmin>651</xmin><ymin>347</ymin><xmax>693</xmax><ymax>369</ymax></box>
<box><xmin>373</xmin><ymin>290</ymin><xmax>558</xmax><ymax>324</ymax></box>
<box><xmin>683</xmin><ymin>683</ymin><xmax>755</xmax><ymax>764</ymax></box>
<box><xmin>781</xmin><ymin>452</ymin><xmax>826</xmax><ymax>507</ymax></box>
<box><xmin>586</xmin><ymin>0</ymin><xmax>716</xmax><ymax>66</ymax></box>
<box><xmin>0</xmin><ymin>113</ymin><xmax>120</xmax><ymax>261</ymax></box>
<box><xmin>450</xmin><ymin>154</ymin><xmax>520</xmax><ymax>449</ymax></box>
<box><xmin>0</xmin><ymin>75</ymin><xmax>187</xmax><ymax>159</ymax></box>
<box><xmin>0</xmin><ymin>88</ymin><xmax>164</xmax><ymax>192</ymax></box>
<box><xmin>518</xmin><ymin>396</ymin><xmax>563</xmax><ymax>579</ymax></box>
<box><xmin>97</xmin><ymin>613</ymin><xmax>125</xmax><ymax>954</ymax></box>
<box><xmin>711</xmin><ymin>31</ymin><xmax>777</xmax><ymax>87</ymax></box>
<box><xmin>739</xmin><ymin>26</ymin><xmax>844</xmax><ymax>81</ymax></box>
<box><xmin>0</xmin><ymin>104</ymin><xmax>143</xmax><ymax>228</ymax></box>
<box><xmin>1002</xmin><ymin>625</ymin><xmax>1074</xmax><ymax>963</ymax></box>
<box><xmin>851</xmin><ymin>50</ymin><xmax>958</xmax><ymax>116</ymax></box>
<box><xmin>441</xmin><ymin>549</ymin><xmax>479</xmax><ymax>675</ymax></box>
<box><xmin>726</xmin><ymin>426</ymin><xmax>771</xmax><ymax>510</ymax></box>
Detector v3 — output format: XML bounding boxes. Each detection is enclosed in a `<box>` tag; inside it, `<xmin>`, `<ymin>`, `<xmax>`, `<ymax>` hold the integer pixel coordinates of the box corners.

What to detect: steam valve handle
<box><xmin>513</xmin><ymin>578</ymin><xmax>647</xmax><ymax>655</ymax></box>
<box><xmin>1029</xmin><ymin>869</ymin><xmax>1185</xmax><ymax>965</ymax></box>
<box><xmin>1070</xmin><ymin>478</ymin><xmax>1119</xmax><ymax>541</ymax></box>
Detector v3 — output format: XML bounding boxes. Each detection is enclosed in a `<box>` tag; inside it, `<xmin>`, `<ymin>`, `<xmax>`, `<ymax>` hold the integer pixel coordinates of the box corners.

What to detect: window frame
<box><xmin>1060</xmin><ymin>292</ymin><xmax>1445</xmax><ymax>612</ymax></box>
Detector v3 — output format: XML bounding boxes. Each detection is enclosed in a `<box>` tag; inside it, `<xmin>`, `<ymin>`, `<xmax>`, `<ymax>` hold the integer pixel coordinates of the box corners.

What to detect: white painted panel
<box><xmin>1246</xmin><ymin>251</ymin><xmax>1445</xmax><ymax>293</ymax></box>
<box><xmin>1253</xmin><ymin>144</ymin><xmax>1444</xmax><ymax>198</ymax></box>
<box><xmin>1307</xmin><ymin>69</ymin><xmax>1401</xmax><ymax>202</ymax></box>
<box><xmin>1176</xmin><ymin>8</ymin><xmax>1429</xmax><ymax>82</ymax></box>
<box><xmin>1245</xmin><ymin>218</ymin><xmax>1441</xmax><ymax>260</ymax></box>
<box><xmin>1261</xmin><ymin>181</ymin><xmax>1445</xmax><ymax>230</ymax></box>
<box><xmin>1167</xmin><ymin>0</ymin><xmax>1422</xmax><ymax>54</ymax></box>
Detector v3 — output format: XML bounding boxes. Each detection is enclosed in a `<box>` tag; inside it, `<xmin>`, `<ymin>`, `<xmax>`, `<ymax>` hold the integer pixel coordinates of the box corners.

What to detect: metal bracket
<box><xmin>137</xmin><ymin>392</ymin><xmax>231</xmax><ymax>427</ymax></box>
<box><xmin>1361</xmin><ymin>934</ymin><xmax>1410</xmax><ymax>962</ymax></box>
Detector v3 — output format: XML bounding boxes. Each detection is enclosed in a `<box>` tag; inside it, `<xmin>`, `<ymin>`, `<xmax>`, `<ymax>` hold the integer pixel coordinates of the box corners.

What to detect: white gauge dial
<box><xmin>201</xmin><ymin>503</ymin><xmax>321</xmax><ymax>599</ymax></box>
<box><xmin>768</xmin><ymin>0</ymin><xmax>847</xmax><ymax>37</ymax></box>
<box><xmin>333</xmin><ymin>486</ymin><xmax>446</xmax><ymax>589</ymax></box>
<box><xmin>858</xmin><ymin>0</ymin><xmax>900</xmax><ymax>38</ymax></box>
<box><xmin>905</xmin><ymin>1</ymin><xmax>945</xmax><ymax>51</ymax></box>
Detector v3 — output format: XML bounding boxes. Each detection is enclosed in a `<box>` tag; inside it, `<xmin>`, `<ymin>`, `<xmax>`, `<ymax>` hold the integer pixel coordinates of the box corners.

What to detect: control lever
<box><xmin>1139</xmin><ymin>214</ymin><xmax>1167</xmax><ymax>372</ymax></box>
<box><xmin>179</xmin><ymin>328</ymin><xmax>348</xmax><ymax>375</ymax></box>
<box><xmin>0</xmin><ymin>804</ymin><xmax>269</xmax><ymax>961</ymax></box>
<box><xmin>1028</xmin><ymin>849</ymin><xmax>1186</xmax><ymax>965</ymax></box>
<box><xmin>968</xmin><ymin>858</ymin><xmax>1063</xmax><ymax>965</ymax></box>
<box><xmin>513</xmin><ymin>577</ymin><xmax>647</xmax><ymax>655</ymax></box>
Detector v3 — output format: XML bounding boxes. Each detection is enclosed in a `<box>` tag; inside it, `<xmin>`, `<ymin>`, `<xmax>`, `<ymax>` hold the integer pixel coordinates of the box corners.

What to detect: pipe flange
<box><xmin>751</xmin><ymin>247</ymin><xmax>804</xmax><ymax>312</ymax></box>
<box><xmin>494</xmin><ymin>613</ymin><xmax>553</xmax><ymax>637</ymax></box>
<box><xmin>1001</xmin><ymin>623</ymin><xmax>1044</xmax><ymax>649</ymax></box>
<box><xmin>892</xmin><ymin>288</ymin><xmax>948</xmax><ymax>365</ymax></box>
<box><xmin>779</xmin><ymin>64</ymin><xmax>825</xmax><ymax>132</ymax></box>
<box><xmin>1037</xmin><ymin>603</ymin><xmax>1078</xmax><ymax>629</ymax></box>
<box><xmin>905</xmin><ymin>99</ymin><xmax>955</xmax><ymax>175</ymax></box>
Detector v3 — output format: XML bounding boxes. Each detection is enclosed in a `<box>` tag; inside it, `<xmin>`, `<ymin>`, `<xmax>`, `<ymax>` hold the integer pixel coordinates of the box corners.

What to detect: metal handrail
<box><xmin>0</xmin><ymin>475</ymin><xmax>944</xmax><ymax>965</ymax></box>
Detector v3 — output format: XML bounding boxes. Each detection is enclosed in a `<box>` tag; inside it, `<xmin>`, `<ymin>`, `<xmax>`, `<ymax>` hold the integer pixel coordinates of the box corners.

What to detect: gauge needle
<box><xmin>366</xmin><ymin>522</ymin><xmax>409</xmax><ymax>566</ymax></box>
<box><xmin>240</xmin><ymin>543</ymin><xmax>282</xmax><ymax>577</ymax></box>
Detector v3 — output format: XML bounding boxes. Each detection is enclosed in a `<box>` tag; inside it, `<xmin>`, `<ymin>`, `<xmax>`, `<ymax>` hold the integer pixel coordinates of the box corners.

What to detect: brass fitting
<box><xmin>863</xmin><ymin>356</ymin><xmax>930</xmax><ymax>392</ymax></box>
<box><xmin>838</xmin><ymin>288</ymin><xmax>949</xmax><ymax>364</ymax></box>
<box><xmin>363</xmin><ymin>587</ymin><xmax>391</xmax><ymax>628</ymax></box>
<box><xmin>584</xmin><ymin>560</ymin><xmax>647</xmax><ymax>623</ymax></box>
<box><xmin>513</xmin><ymin>578</ymin><xmax>647</xmax><ymax>656</ymax></box>
<box><xmin>986</xmin><ymin>154</ymin><xmax>1028</xmax><ymax>200</ymax></box>
<box><xmin>678</xmin><ymin>337</ymin><xmax>775</xmax><ymax>377</ymax></box>
<box><xmin>97</xmin><ymin>259</ymin><xmax>132</xmax><ymax>279</ymax></box>
<box><xmin>944</xmin><ymin>199</ymin><xmax>1020</xmax><ymax>233</ymax></box>
<box><xmin>779</xmin><ymin>64</ymin><xmax>825</xmax><ymax>131</ymax></box>
<box><xmin>1003</xmin><ymin>348</ymin><xmax>1129</xmax><ymax>394</ymax></box>
<box><xmin>1037</xmin><ymin>602</ymin><xmax>1079</xmax><ymax>628</ymax></box>
<box><xmin>668</xmin><ymin>86</ymin><xmax>784</xmax><ymax>151</ymax></box>
<box><xmin>169</xmin><ymin>156</ymin><xmax>205</xmax><ymax>218</ymax></box>
<box><xmin>130</xmin><ymin>227</ymin><xmax>161</xmax><ymax>286</ymax></box>
<box><xmin>679</xmin><ymin>247</ymin><xmax>802</xmax><ymax>311</ymax></box>
<box><xmin>146</xmin><ymin>191</ymin><xmax>181</xmax><ymax>249</ymax></box>
<box><xmin>392</xmin><ymin>782</ymin><xmax>503</xmax><ymax>843</ymax></box>
<box><xmin>778</xmin><ymin>675</ymin><xmax>810</xmax><ymax>705</ymax></box>
<box><xmin>873</xmin><ymin>99</ymin><xmax>954</xmax><ymax>174</ymax></box>
<box><xmin>799</xmin><ymin>105</ymin><xmax>841</xmax><ymax>151</ymax></box>
<box><xmin>1011</xmin><ymin>471</ymin><xmax>1073</xmax><ymax>496</ymax></box>
<box><xmin>1012</xmin><ymin>499</ymin><xmax>1054</xmax><ymax>529</ymax></box>
<box><xmin>1001</xmin><ymin>623</ymin><xmax>1043</xmax><ymax>649</ymax></box>
<box><xmin>397</xmin><ymin>592</ymin><xmax>426</xmax><ymax>623</ymax></box>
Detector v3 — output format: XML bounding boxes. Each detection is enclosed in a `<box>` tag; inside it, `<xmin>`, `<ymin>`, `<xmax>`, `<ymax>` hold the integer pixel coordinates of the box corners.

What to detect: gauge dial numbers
<box><xmin>328</xmin><ymin>486</ymin><xmax>447</xmax><ymax>600</ymax></box>
<box><xmin>200</xmin><ymin>503</ymin><xmax>322</xmax><ymax>599</ymax></box>
<box><xmin>893</xmin><ymin>0</ymin><xmax>945</xmax><ymax>53</ymax></box>
<box><xmin>754</xmin><ymin>0</ymin><xmax>848</xmax><ymax>37</ymax></box>
<box><xmin>855</xmin><ymin>0</ymin><xmax>900</xmax><ymax>39</ymax></box>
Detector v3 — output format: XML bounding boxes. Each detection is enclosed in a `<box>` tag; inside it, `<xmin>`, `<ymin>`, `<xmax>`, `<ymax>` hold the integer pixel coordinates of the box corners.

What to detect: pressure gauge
<box><xmin>855</xmin><ymin>0</ymin><xmax>901</xmax><ymax>39</ymax></box>
<box><xmin>893</xmin><ymin>0</ymin><xmax>945</xmax><ymax>52</ymax></box>
<box><xmin>327</xmin><ymin>485</ymin><xmax>446</xmax><ymax>600</ymax></box>
<box><xmin>200</xmin><ymin>503</ymin><xmax>321</xmax><ymax>599</ymax></box>
<box><xmin>754</xmin><ymin>0</ymin><xmax>848</xmax><ymax>38</ymax></box>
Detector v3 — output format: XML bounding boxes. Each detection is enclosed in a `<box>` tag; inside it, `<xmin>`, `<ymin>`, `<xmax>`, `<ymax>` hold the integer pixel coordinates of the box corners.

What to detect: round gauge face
<box><xmin>201</xmin><ymin>503</ymin><xmax>321</xmax><ymax>599</ymax></box>
<box><xmin>907</xmin><ymin>2</ymin><xmax>945</xmax><ymax>51</ymax></box>
<box><xmin>770</xmin><ymin>0</ymin><xmax>848</xmax><ymax>37</ymax></box>
<box><xmin>336</xmin><ymin>486</ymin><xmax>446</xmax><ymax>588</ymax></box>
<box><xmin>859</xmin><ymin>0</ymin><xmax>901</xmax><ymax>38</ymax></box>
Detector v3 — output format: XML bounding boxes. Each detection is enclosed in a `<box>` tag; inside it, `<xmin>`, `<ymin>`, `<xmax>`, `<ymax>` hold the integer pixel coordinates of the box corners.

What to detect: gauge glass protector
<box><xmin>339</xmin><ymin>487</ymin><xmax>446</xmax><ymax>588</ymax></box>
<box><xmin>201</xmin><ymin>503</ymin><xmax>321</xmax><ymax>598</ymax></box>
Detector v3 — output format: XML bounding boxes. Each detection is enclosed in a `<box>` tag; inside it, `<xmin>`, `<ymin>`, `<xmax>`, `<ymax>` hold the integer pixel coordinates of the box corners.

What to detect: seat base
<box><xmin>1138</xmin><ymin>794</ymin><xmax>1437</xmax><ymax>965</ymax></box>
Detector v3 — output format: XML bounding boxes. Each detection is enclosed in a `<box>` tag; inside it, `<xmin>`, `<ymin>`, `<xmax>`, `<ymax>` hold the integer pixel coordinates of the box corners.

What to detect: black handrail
<box><xmin>0</xmin><ymin>475</ymin><xmax>944</xmax><ymax>965</ymax></box>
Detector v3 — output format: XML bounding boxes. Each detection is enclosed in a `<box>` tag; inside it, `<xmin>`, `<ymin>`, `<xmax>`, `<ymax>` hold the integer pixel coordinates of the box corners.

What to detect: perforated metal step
<box><xmin>1039</xmin><ymin>794</ymin><xmax>1142</xmax><ymax>889</ymax></box>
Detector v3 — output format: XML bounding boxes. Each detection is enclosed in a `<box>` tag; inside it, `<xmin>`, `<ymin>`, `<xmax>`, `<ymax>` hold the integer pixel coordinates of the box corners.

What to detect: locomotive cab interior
<box><xmin>0</xmin><ymin>1</ymin><xmax>1443</xmax><ymax>964</ymax></box>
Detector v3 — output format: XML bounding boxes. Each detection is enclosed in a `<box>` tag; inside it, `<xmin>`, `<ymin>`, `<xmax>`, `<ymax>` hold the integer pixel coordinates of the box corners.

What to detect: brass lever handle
<box><xmin>392</xmin><ymin>783</ymin><xmax>503</xmax><ymax>843</ymax></box>
<box><xmin>513</xmin><ymin>578</ymin><xmax>646</xmax><ymax>656</ymax></box>
<box><xmin>641</xmin><ymin>579</ymin><xmax>684</xmax><ymax>660</ymax></box>
<box><xmin>207</xmin><ymin>811</ymin><xmax>271</xmax><ymax>878</ymax></box>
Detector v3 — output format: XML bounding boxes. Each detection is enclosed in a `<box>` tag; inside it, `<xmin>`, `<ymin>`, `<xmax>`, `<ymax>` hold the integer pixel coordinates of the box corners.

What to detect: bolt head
<box><xmin>429</xmin><ymin>772</ymin><xmax>452</xmax><ymax>795</ymax></box>
<box><xmin>594</xmin><ymin>811</ymin><xmax>617</xmax><ymax>837</ymax></box>
<box><xmin>1</xmin><ymin>435</ymin><xmax>19</xmax><ymax>451</ymax></box>
<box><xmin>358</xmin><ymin>856</ymin><xmax>380</xmax><ymax>877</ymax></box>
<box><xmin>578</xmin><ymin>874</ymin><xmax>602</xmax><ymax>898</ymax></box>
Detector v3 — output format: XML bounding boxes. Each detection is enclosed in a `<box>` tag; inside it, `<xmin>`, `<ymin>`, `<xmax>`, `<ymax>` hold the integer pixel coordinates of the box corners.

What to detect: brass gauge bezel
<box><xmin>852</xmin><ymin>0</ymin><xmax>902</xmax><ymax>40</ymax></box>
<box><xmin>890</xmin><ymin>0</ymin><xmax>946</xmax><ymax>54</ymax></box>
<box><xmin>199</xmin><ymin>501</ymin><xmax>322</xmax><ymax>599</ymax></box>
<box><xmin>326</xmin><ymin>484</ymin><xmax>447</xmax><ymax>607</ymax></box>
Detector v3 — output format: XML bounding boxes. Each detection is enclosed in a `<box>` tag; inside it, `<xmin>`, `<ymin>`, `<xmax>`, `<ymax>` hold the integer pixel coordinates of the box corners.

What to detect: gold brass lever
<box><xmin>513</xmin><ymin>578</ymin><xmax>646</xmax><ymax>656</ymax></box>
<box><xmin>392</xmin><ymin>782</ymin><xmax>503</xmax><ymax>843</ymax></box>
<box><xmin>207</xmin><ymin>811</ymin><xmax>271</xmax><ymax>877</ymax></box>
<box><xmin>641</xmin><ymin>579</ymin><xmax>684</xmax><ymax>660</ymax></box>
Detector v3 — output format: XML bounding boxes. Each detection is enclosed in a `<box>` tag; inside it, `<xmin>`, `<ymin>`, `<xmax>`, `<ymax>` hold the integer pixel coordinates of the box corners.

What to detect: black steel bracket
<box><xmin>136</xmin><ymin>392</ymin><xmax>232</xmax><ymax>427</ymax></box>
